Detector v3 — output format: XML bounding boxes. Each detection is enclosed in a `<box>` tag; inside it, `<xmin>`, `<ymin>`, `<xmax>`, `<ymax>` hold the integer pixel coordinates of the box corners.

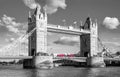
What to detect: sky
<box><xmin>0</xmin><ymin>0</ymin><xmax>120</xmax><ymax>55</ymax></box>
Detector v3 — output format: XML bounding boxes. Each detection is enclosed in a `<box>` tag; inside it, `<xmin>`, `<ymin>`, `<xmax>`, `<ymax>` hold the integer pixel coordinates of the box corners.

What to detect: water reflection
<box><xmin>21</xmin><ymin>67</ymin><xmax>120</xmax><ymax>77</ymax></box>
<box><xmin>27</xmin><ymin>67</ymin><xmax>88</xmax><ymax>77</ymax></box>
<box><xmin>87</xmin><ymin>67</ymin><xmax>120</xmax><ymax>77</ymax></box>
<box><xmin>87</xmin><ymin>68</ymin><xmax>102</xmax><ymax>77</ymax></box>
<box><xmin>28</xmin><ymin>69</ymin><xmax>49</xmax><ymax>77</ymax></box>
<box><xmin>0</xmin><ymin>65</ymin><xmax>120</xmax><ymax>77</ymax></box>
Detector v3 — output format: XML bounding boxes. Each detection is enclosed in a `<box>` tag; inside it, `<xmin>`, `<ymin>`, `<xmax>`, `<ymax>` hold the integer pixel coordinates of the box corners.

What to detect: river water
<box><xmin>0</xmin><ymin>65</ymin><xmax>120</xmax><ymax>77</ymax></box>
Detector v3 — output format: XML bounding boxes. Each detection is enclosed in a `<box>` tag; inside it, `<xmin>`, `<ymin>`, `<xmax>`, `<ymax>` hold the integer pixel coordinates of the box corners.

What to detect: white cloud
<box><xmin>54</xmin><ymin>36</ymin><xmax>80</xmax><ymax>46</ymax></box>
<box><xmin>2</xmin><ymin>14</ymin><xmax>15</xmax><ymax>25</ymax></box>
<box><xmin>23</xmin><ymin>0</ymin><xmax>38</xmax><ymax>9</ymax></box>
<box><xmin>103</xmin><ymin>41</ymin><xmax>120</xmax><ymax>46</ymax></box>
<box><xmin>23</xmin><ymin>0</ymin><xmax>67</xmax><ymax>14</ymax></box>
<box><xmin>5</xmin><ymin>38</ymin><xmax>15</xmax><ymax>43</ymax></box>
<box><xmin>2</xmin><ymin>14</ymin><xmax>21</xmax><ymax>27</ymax></box>
<box><xmin>0</xmin><ymin>14</ymin><xmax>27</xmax><ymax>35</ymax></box>
<box><xmin>6</xmin><ymin>25</ymin><xmax>19</xmax><ymax>33</ymax></box>
<box><xmin>45</xmin><ymin>0</ymin><xmax>67</xmax><ymax>14</ymax></box>
<box><xmin>0</xmin><ymin>20</ymin><xmax>4</xmax><ymax>26</ymax></box>
<box><xmin>103</xmin><ymin>17</ymin><xmax>120</xmax><ymax>29</ymax></box>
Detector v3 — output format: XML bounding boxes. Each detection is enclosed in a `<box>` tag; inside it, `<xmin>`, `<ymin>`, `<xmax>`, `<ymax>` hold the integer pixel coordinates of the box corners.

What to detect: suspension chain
<box><xmin>0</xmin><ymin>27</ymin><xmax>37</xmax><ymax>52</ymax></box>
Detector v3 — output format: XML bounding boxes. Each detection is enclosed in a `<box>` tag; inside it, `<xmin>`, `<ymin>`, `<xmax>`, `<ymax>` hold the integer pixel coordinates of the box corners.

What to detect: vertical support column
<box><xmin>90</xmin><ymin>22</ymin><xmax>98</xmax><ymax>56</ymax></box>
<box><xmin>36</xmin><ymin>12</ymin><xmax>47</xmax><ymax>54</ymax></box>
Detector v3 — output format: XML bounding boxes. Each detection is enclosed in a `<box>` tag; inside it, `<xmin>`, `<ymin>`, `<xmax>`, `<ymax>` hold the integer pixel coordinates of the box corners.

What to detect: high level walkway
<box><xmin>47</xmin><ymin>25</ymin><xmax>90</xmax><ymax>35</ymax></box>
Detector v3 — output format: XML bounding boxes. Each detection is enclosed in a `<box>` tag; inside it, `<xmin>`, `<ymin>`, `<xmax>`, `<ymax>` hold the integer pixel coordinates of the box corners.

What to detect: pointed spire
<box><xmin>28</xmin><ymin>11</ymin><xmax>31</xmax><ymax>18</ymax></box>
<box><xmin>82</xmin><ymin>17</ymin><xmax>92</xmax><ymax>29</ymax></box>
<box><xmin>34</xmin><ymin>8</ymin><xmax>37</xmax><ymax>15</ymax></box>
<box><xmin>37</xmin><ymin>5</ymin><xmax>41</xmax><ymax>15</ymax></box>
<box><xmin>44</xmin><ymin>7</ymin><xmax>47</xmax><ymax>17</ymax></box>
<box><xmin>34</xmin><ymin>4</ymin><xmax>41</xmax><ymax>15</ymax></box>
<box><xmin>86</xmin><ymin>17</ymin><xmax>91</xmax><ymax>26</ymax></box>
<box><xmin>87</xmin><ymin>13</ymin><xmax>92</xmax><ymax>24</ymax></box>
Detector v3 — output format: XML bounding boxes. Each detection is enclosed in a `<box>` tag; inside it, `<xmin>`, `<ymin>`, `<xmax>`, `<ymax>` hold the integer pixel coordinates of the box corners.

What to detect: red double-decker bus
<box><xmin>57</xmin><ymin>54</ymin><xmax>66</xmax><ymax>57</ymax></box>
<box><xmin>57</xmin><ymin>53</ymin><xmax>75</xmax><ymax>57</ymax></box>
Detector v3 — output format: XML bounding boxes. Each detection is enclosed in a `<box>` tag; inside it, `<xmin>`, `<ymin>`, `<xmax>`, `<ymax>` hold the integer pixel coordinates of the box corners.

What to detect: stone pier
<box><xmin>87</xmin><ymin>57</ymin><xmax>105</xmax><ymax>67</ymax></box>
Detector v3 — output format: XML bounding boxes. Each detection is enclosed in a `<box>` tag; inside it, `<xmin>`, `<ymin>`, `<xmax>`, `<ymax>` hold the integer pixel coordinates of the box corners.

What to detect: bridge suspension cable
<box><xmin>0</xmin><ymin>27</ymin><xmax>37</xmax><ymax>56</ymax></box>
<box><xmin>98</xmin><ymin>37</ymin><xmax>113</xmax><ymax>58</ymax></box>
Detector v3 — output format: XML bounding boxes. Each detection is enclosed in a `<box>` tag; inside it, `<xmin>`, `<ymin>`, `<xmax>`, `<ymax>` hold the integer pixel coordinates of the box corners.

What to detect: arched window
<box><xmin>31</xmin><ymin>49</ymin><xmax>36</xmax><ymax>56</ymax></box>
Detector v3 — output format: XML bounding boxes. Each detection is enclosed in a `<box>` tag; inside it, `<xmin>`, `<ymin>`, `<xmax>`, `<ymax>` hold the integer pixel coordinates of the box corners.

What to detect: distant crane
<box><xmin>98</xmin><ymin>37</ymin><xmax>113</xmax><ymax>58</ymax></box>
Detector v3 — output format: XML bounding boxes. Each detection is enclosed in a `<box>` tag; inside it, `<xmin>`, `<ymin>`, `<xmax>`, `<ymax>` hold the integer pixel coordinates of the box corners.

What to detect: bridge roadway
<box><xmin>53</xmin><ymin>57</ymin><xmax>87</xmax><ymax>62</ymax></box>
<box><xmin>0</xmin><ymin>56</ymin><xmax>120</xmax><ymax>62</ymax></box>
<box><xmin>47</xmin><ymin>26</ymin><xmax>90</xmax><ymax>35</ymax></box>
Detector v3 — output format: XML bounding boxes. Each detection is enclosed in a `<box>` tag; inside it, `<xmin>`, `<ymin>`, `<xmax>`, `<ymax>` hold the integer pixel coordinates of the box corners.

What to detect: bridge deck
<box><xmin>53</xmin><ymin>57</ymin><xmax>87</xmax><ymax>62</ymax></box>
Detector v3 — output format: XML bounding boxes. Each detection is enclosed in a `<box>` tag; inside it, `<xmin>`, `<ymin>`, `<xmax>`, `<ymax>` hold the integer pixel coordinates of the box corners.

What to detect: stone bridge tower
<box><xmin>80</xmin><ymin>17</ymin><xmax>98</xmax><ymax>57</ymax></box>
<box><xmin>23</xmin><ymin>6</ymin><xmax>53</xmax><ymax>69</ymax></box>
<box><xmin>80</xmin><ymin>18</ymin><xmax>105</xmax><ymax>67</ymax></box>
<box><xmin>28</xmin><ymin>5</ymin><xmax>47</xmax><ymax>56</ymax></box>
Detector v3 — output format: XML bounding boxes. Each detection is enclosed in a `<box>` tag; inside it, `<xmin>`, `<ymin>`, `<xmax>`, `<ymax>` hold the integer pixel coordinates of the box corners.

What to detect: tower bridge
<box><xmin>0</xmin><ymin>6</ymin><xmax>119</xmax><ymax>68</ymax></box>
